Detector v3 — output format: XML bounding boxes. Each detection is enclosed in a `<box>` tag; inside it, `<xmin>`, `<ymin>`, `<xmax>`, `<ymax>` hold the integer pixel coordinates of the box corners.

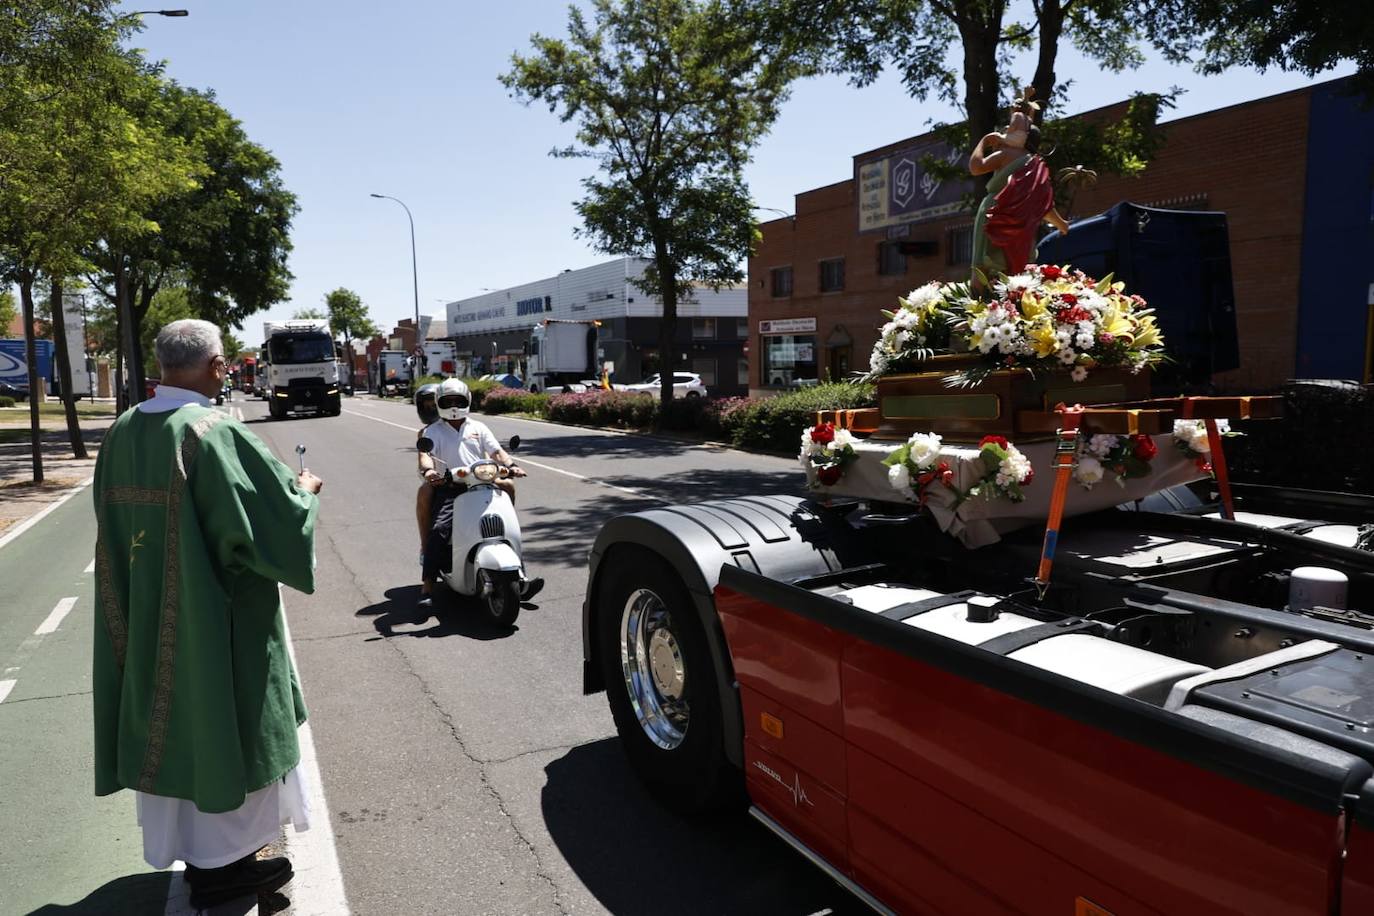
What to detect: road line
<box><xmin>34</xmin><ymin>597</ymin><xmax>77</xmax><ymax>636</ymax></box>
<box><xmin>279</xmin><ymin>589</ymin><xmax>351</xmax><ymax>915</ymax></box>
<box><xmin>0</xmin><ymin>477</ymin><xmax>93</xmax><ymax>552</ymax></box>
<box><xmin>0</xmin><ymin>679</ymin><xmax>15</xmax><ymax>704</ymax></box>
<box><xmin>342</xmin><ymin>408</ymin><xmax>654</xmax><ymax>500</ymax></box>
<box><xmin>84</xmin><ymin>558</ymin><xmax>95</xmax><ymax>573</ymax></box>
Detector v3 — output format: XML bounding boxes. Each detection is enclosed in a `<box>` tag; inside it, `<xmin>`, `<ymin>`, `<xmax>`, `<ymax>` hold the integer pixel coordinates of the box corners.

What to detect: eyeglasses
<box><xmin>437</xmin><ymin>395</ymin><xmax>469</xmax><ymax>409</ymax></box>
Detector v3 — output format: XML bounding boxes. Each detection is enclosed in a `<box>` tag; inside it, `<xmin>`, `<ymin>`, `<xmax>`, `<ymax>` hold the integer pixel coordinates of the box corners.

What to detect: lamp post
<box><xmin>370</xmin><ymin>193</ymin><xmax>420</xmax><ymax>343</ymax></box>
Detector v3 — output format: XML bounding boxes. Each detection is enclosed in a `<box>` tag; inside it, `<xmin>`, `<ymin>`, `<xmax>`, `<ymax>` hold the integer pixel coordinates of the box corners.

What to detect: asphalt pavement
<box><xmin>1</xmin><ymin>393</ymin><xmax>867</xmax><ymax>915</ymax></box>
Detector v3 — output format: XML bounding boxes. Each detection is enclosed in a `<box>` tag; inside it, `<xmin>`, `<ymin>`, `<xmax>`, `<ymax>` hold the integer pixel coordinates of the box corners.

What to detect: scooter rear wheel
<box><xmin>480</xmin><ymin>570</ymin><xmax>521</xmax><ymax>627</ymax></box>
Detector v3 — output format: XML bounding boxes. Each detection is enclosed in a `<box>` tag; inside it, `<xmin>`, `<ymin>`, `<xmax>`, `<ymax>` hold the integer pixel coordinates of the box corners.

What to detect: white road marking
<box><xmin>84</xmin><ymin>558</ymin><xmax>95</xmax><ymax>573</ymax></box>
<box><xmin>0</xmin><ymin>477</ymin><xmax>93</xmax><ymax>552</ymax></box>
<box><xmin>341</xmin><ymin>408</ymin><xmax>654</xmax><ymax>500</ymax></box>
<box><xmin>0</xmin><ymin>679</ymin><xmax>15</xmax><ymax>704</ymax></box>
<box><xmin>34</xmin><ymin>597</ymin><xmax>77</xmax><ymax>636</ymax></box>
<box><xmin>279</xmin><ymin>590</ymin><xmax>351</xmax><ymax>915</ymax></box>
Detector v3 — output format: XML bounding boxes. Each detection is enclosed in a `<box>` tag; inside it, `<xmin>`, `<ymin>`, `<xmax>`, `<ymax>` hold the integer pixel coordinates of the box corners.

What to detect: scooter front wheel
<box><xmin>479</xmin><ymin>570</ymin><xmax>521</xmax><ymax>627</ymax></box>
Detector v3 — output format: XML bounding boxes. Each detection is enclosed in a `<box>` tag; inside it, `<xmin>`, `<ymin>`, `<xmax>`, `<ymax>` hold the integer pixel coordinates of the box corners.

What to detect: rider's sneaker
<box><xmin>520</xmin><ymin>577</ymin><xmax>545</xmax><ymax>600</ymax></box>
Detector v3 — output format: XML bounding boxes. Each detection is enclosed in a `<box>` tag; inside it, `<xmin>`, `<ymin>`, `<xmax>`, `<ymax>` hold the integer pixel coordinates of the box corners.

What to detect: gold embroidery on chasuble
<box><xmin>136</xmin><ymin>411</ymin><xmax>229</xmax><ymax>793</ymax></box>
<box><xmin>95</xmin><ymin>489</ymin><xmax>170</xmax><ymax>670</ymax></box>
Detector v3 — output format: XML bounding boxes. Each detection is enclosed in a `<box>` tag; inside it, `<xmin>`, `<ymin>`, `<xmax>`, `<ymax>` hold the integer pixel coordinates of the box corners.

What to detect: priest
<box><xmin>92</xmin><ymin>319</ymin><xmax>324</xmax><ymax>909</ymax></box>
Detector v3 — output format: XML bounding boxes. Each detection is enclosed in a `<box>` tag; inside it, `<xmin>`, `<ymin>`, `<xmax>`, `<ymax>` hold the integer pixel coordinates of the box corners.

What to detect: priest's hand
<box><xmin>297</xmin><ymin>470</ymin><xmax>323</xmax><ymax>494</ymax></box>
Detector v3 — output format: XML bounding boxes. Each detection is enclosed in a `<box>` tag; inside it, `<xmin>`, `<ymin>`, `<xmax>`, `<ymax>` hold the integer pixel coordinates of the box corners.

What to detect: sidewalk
<box><xmin>0</xmin><ymin>404</ymin><xmax>112</xmax><ymax>538</ymax></box>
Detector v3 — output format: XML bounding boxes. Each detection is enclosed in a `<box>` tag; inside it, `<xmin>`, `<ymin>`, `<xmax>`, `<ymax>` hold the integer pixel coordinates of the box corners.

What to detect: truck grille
<box><xmin>480</xmin><ymin>515</ymin><xmax>505</xmax><ymax>539</ymax></box>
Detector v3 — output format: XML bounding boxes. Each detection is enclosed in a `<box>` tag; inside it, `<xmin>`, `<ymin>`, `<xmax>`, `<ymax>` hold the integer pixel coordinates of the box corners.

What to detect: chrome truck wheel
<box><xmin>621</xmin><ymin>588</ymin><xmax>690</xmax><ymax>749</ymax></box>
<box><xmin>597</xmin><ymin>546</ymin><xmax>742</xmax><ymax>813</ymax></box>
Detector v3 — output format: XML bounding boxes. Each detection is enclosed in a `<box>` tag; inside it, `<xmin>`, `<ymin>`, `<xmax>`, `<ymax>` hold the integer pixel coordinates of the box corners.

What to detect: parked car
<box><xmin>624</xmin><ymin>372</ymin><xmax>708</xmax><ymax>398</ymax></box>
<box><xmin>0</xmin><ymin>381</ymin><xmax>28</xmax><ymax>401</ymax></box>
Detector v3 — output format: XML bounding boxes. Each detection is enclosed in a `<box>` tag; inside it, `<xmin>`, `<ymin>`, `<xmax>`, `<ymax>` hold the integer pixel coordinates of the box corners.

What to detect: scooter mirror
<box><xmin>507</xmin><ymin>435</ymin><xmax>521</xmax><ymax>452</ymax></box>
<box><xmin>416</xmin><ymin>436</ymin><xmax>435</xmax><ymax>453</ymax></box>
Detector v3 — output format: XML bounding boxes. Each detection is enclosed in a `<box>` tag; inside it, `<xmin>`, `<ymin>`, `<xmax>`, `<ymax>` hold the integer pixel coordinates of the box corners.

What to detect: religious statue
<box><xmin>968</xmin><ymin>88</ymin><xmax>1069</xmax><ymax>291</ymax></box>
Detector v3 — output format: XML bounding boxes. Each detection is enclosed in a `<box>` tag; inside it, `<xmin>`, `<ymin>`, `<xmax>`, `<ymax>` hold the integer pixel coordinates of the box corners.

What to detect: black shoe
<box><xmin>520</xmin><ymin>577</ymin><xmax>545</xmax><ymax>600</ymax></box>
<box><xmin>417</xmin><ymin>593</ymin><xmax>433</xmax><ymax>609</ymax></box>
<box><xmin>186</xmin><ymin>855</ymin><xmax>293</xmax><ymax>909</ymax></box>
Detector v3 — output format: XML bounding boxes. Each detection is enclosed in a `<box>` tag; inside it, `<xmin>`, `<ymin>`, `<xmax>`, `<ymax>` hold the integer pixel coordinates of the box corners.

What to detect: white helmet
<box><xmin>436</xmin><ymin>378</ymin><xmax>471</xmax><ymax>421</ymax></box>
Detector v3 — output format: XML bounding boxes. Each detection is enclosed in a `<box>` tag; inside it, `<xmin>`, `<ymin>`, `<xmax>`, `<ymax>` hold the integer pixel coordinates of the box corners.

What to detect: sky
<box><xmin>113</xmin><ymin>0</ymin><xmax>1353</xmax><ymax>340</ymax></box>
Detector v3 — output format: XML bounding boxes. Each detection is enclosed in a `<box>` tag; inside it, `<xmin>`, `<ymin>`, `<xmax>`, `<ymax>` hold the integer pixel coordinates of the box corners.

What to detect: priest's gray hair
<box><xmin>155</xmin><ymin>319</ymin><xmax>224</xmax><ymax>371</ymax></box>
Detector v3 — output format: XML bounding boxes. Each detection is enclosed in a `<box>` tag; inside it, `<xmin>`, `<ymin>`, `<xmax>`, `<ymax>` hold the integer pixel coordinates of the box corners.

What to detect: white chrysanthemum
<box><xmin>1056</xmin><ymin>348</ymin><xmax>1077</xmax><ymax>365</ymax></box>
<box><xmin>888</xmin><ymin>462</ymin><xmax>911</xmax><ymax>492</ymax></box>
<box><xmin>904</xmin><ymin>282</ymin><xmax>943</xmax><ymax>310</ymax></box>
<box><xmin>1075</xmin><ymin>331</ymin><xmax>1095</xmax><ymax>350</ymax></box>
<box><xmin>983</xmin><ymin>325</ymin><xmax>1003</xmax><ymax>347</ymax></box>
<box><xmin>1055</xmin><ymin>328</ymin><xmax>1073</xmax><ymax>348</ymax></box>
<box><xmin>995</xmin><ymin>449</ymin><xmax>1032</xmax><ymax>488</ymax></box>
<box><xmin>1070</xmin><ymin>365</ymin><xmax>1089</xmax><ymax>382</ymax></box>
<box><xmin>1087</xmin><ymin>434</ymin><xmax>1118</xmax><ymax>458</ymax></box>
<box><xmin>970</xmin><ymin>315</ymin><xmax>988</xmax><ymax>334</ymax></box>
<box><xmin>832</xmin><ymin>428</ymin><xmax>855</xmax><ymax>450</ymax></box>
<box><xmin>893</xmin><ymin>329</ymin><xmax>911</xmax><ymax>348</ymax></box>
<box><xmin>906</xmin><ymin>431</ymin><xmax>943</xmax><ymax>469</ymax></box>
<box><xmin>1076</xmin><ymin>455</ymin><xmax>1104</xmax><ymax>487</ymax></box>
<box><xmin>1172</xmin><ymin>420</ymin><xmax>1209</xmax><ymax>453</ymax></box>
<box><xmin>869</xmin><ymin>346</ymin><xmax>889</xmax><ymax>375</ymax></box>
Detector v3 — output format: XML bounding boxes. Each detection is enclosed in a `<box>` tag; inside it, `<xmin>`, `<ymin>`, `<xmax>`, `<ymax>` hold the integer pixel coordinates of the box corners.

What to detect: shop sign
<box><xmin>759</xmin><ymin>317</ymin><xmax>816</xmax><ymax>335</ymax></box>
<box><xmin>855</xmin><ymin>141</ymin><xmax>970</xmax><ymax>233</ymax></box>
<box><xmin>517</xmin><ymin>296</ymin><xmax>551</xmax><ymax>316</ymax></box>
<box><xmin>456</xmin><ymin>305</ymin><xmax>508</xmax><ymax>324</ymax></box>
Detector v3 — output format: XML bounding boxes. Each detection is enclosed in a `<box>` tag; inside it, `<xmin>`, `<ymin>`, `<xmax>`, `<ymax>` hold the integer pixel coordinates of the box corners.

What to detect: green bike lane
<box><xmin>0</xmin><ymin>484</ymin><xmax>173</xmax><ymax>915</ymax></box>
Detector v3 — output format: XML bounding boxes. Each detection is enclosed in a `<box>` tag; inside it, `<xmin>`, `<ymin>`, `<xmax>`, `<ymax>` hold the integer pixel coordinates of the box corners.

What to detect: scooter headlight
<box><xmin>472</xmin><ymin>462</ymin><xmax>499</xmax><ymax>483</ymax></box>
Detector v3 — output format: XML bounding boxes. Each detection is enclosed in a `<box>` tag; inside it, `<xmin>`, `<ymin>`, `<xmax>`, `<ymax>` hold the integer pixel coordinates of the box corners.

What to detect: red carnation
<box><xmin>1132</xmin><ymin>434</ymin><xmax>1158</xmax><ymax>461</ymax></box>
<box><xmin>817</xmin><ymin>465</ymin><xmax>843</xmax><ymax>486</ymax></box>
<box><xmin>1040</xmin><ymin>265</ymin><xmax>1063</xmax><ymax>280</ymax></box>
<box><xmin>938</xmin><ymin>460</ymin><xmax>955</xmax><ymax>486</ymax></box>
<box><xmin>979</xmin><ymin>435</ymin><xmax>1009</xmax><ymax>450</ymax></box>
<box><xmin>810</xmin><ymin>422</ymin><xmax>835</xmax><ymax>445</ymax></box>
<box><xmin>1022</xmin><ymin>466</ymin><xmax>1034</xmax><ymax>485</ymax></box>
<box><xmin>1060</xmin><ymin>292</ymin><xmax>1078</xmax><ymax>305</ymax></box>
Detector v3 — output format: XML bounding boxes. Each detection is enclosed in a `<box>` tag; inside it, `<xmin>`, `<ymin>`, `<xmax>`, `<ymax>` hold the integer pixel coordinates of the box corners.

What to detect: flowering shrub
<box><xmin>1075</xmin><ymin>432</ymin><xmax>1158</xmax><ymax>490</ymax></box>
<box><xmin>799</xmin><ymin>422</ymin><xmax>858</xmax><ymax>488</ymax></box>
<box><xmin>866</xmin><ymin>264</ymin><xmax>1166</xmax><ymax>386</ymax></box>
<box><xmin>547</xmin><ymin>390</ymin><xmax>657</xmax><ymax>428</ymax></box>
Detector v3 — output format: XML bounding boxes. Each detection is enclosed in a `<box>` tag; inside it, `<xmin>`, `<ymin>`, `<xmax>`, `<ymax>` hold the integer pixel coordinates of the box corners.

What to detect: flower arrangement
<box><xmin>1173</xmin><ymin>419</ymin><xmax>1234</xmax><ymax>473</ymax></box>
<box><xmin>866</xmin><ymin>264</ymin><xmax>1166</xmax><ymax>387</ymax></box>
<box><xmin>964</xmin><ymin>435</ymin><xmax>1035</xmax><ymax>503</ymax></box>
<box><xmin>881</xmin><ymin>432</ymin><xmax>1034</xmax><ymax>505</ymax></box>
<box><xmin>882</xmin><ymin>432</ymin><xmax>956</xmax><ymax>504</ymax></box>
<box><xmin>1074</xmin><ymin>432</ymin><xmax>1158</xmax><ymax>490</ymax></box>
<box><xmin>800</xmin><ymin>422</ymin><xmax>859</xmax><ymax>487</ymax></box>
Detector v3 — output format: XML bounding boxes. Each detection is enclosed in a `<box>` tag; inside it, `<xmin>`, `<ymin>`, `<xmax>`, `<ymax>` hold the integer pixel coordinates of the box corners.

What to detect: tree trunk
<box><xmin>19</xmin><ymin>277</ymin><xmax>44</xmax><ymax>484</ymax></box>
<box><xmin>116</xmin><ymin>265</ymin><xmax>142</xmax><ymax>407</ymax></box>
<box><xmin>1031</xmin><ymin>0</ymin><xmax>1066</xmax><ymax>124</ymax></box>
<box><xmin>132</xmin><ymin>279</ymin><xmax>156</xmax><ymax>399</ymax></box>
<box><xmin>47</xmin><ymin>279</ymin><xmax>87</xmax><ymax>459</ymax></box>
<box><xmin>654</xmin><ymin>248</ymin><xmax>678</xmax><ymax>414</ymax></box>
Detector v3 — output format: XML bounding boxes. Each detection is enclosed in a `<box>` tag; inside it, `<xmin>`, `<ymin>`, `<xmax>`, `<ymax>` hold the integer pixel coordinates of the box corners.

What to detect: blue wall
<box><xmin>1296</xmin><ymin>79</ymin><xmax>1374</xmax><ymax>380</ymax></box>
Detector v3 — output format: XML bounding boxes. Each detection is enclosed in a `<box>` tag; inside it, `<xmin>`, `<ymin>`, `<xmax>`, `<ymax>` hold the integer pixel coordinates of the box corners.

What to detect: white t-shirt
<box><xmin>423</xmin><ymin>417</ymin><xmax>502</xmax><ymax>472</ymax></box>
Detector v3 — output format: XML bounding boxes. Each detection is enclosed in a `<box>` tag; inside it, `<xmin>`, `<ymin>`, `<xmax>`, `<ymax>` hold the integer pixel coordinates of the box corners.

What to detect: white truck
<box><xmin>526</xmin><ymin>319</ymin><xmax>600</xmax><ymax>393</ymax></box>
<box><xmin>260</xmin><ymin>320</ymin><xmax>341</xmax><ymax>419</ymax></box>
<box><xmin>423</xmin><ymin>340</ymin><xmax>459</xmax><ymax>378</ymax></box>
<box><xmin>377</xmin><ymin>349</ymin><xmax>412</xmax><ymax>398</ymax></box>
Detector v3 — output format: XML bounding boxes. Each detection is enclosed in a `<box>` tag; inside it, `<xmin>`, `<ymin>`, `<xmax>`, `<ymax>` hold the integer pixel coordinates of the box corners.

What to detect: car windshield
<box><xmin>269</xmin><ymin>334</ymin><xmax>334</xmax><ymax>363</ymax></box>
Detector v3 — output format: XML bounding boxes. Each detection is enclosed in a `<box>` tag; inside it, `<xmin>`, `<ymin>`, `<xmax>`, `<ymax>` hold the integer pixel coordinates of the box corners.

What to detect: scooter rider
<box><xmin>413</xmin><ymin>384</ymin><xmax>439</xmax><ymax>552</ymax></box>
<box><xmin>416</xmin><ymin>378</ymin><xmax>542</xmax><ymax>608</ymax></box>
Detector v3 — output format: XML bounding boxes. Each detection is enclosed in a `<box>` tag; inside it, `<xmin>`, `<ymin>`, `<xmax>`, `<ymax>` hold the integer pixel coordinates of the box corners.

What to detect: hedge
<box><xmin>1228</xmin><ymin>381</ymin><xmax>1374</xmax><ymax>495</ymax></box>
<box><xmin>0</xmin><ymin>396</ymin><xmax>14</xmax><ymax>408</ymax></box>
<box><xmin>479</xmin><ymin>386</ymin><xmax>551</xmax><ymax>416</ymax></box>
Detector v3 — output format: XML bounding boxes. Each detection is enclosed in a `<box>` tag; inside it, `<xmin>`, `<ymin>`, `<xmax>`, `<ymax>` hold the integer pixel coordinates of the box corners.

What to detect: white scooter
<box><xmin>417</xmin><ymin>434</ymin><xmax>529</xmax><ymax>626</ymax></box>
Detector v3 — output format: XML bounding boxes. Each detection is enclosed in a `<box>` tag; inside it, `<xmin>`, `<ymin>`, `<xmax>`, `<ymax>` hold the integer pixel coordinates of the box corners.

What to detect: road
<box><xmin>1</xmin><ymin>393</ymin><xmax>866</xmax><ymax>915</ymax></box>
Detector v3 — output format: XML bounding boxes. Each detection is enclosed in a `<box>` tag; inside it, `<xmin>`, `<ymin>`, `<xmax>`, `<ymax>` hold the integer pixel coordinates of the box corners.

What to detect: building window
<box><xmin>819</xmin><ymin>258</ymin><xmax>845</xmax><ymax>292</ymax></box>
<box><xmin>877</xmin><ymin>240</ymin><xmax>907</xmax><ymax>276</ymax></box>
<box><xmin>692</xmin><ymin>357</ymin><xmax>717</xmax><ymax>386</ymax></box>
<box><xmin>738</xmin><ymin>358</ymin><xmax>749</xmax><ymax>386</ymax></box>
<box><xmin>770</xmin><ymin>266</ymin><xmax>793</xmax><ymax>298</ymax></box>
<box><xmin>735</xmin><ymin>317</ymin><xmax>749</xmax><ymax>338</ymax></box>
<box><xmin>762</xmin><ymin>334</ymin><xmax>817</xmax><ymax>387</ymax></box>
<box><xmin>692</xmin><ymin>318</ymin><xmax>716</xmax><ymax>339</ymax></box>
<box><xmin>947</xmin><ymin>225</ymin><xmax>973</xmax><ymax>266</ymax></box>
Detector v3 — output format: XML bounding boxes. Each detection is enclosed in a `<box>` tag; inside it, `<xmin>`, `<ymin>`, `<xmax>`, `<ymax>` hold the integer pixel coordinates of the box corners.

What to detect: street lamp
<box><xmin>370</xmin><ymin>193</ymin><xmax>420</xmax><ymax>344</ymax></box>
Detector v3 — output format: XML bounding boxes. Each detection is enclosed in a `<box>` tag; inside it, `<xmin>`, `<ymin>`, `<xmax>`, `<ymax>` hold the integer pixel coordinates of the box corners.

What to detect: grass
<box><xmin>0</xmin><ymin>399</ymin><xmax>116</xmax><ymax>418</ymax></box>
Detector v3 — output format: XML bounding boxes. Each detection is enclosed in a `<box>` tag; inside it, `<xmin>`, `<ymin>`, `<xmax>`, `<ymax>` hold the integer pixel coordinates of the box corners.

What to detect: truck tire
<box><xmin>269</xmin><ymin>397</ymin><xmax>284</xmax><ymax>420</ymax></box>
<box><xmin>326</xmin><ymin>394</ymin><xmax>341</xmax><ymax>417</ymax></box>
<box><xmin>597</xmin><ymin>546</ymin><xmax>741</xmax><ymax>813</ymax></box>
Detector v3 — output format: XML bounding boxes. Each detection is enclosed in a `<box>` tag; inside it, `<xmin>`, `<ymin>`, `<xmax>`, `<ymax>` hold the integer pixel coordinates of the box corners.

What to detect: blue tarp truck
<box><xmin>0</xmin><ymin>339</ymin><xmax>53</xmax><ymax>397</ymax></box>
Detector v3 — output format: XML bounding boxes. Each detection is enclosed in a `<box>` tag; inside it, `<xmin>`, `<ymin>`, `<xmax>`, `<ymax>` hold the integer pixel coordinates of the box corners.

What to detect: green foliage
<box><xmin>139</xmin><ymin>286</ymin><xmax>196</xmax><ymax>374</ymax></box>
<box><xmin>462</xmin><ymin>377</ymin><xmax>501</xmax><ymax>410</ymax></box>
<box><xmin>323</xmin><ymin>288</ymin><xmax>378</xmax><ymax>344</ymax></box>
<box><xmin>0</xmin><ymin>396</ymin><xmax>15</xmax><ymax>408</ymax></box>
<box><xmin>717</xmin><ymin>382</ymin><xmax>875</xmax><ymax>453</ymax></box>
<box><xmin>502</xmin><ymin>0</ymin><xmax>813</xmax><ymax>406</ymax></box>
<box><xmin>0</xmin><ymin>288</ymin><xmax>17</xmax><ymax>333</ymax></box>
<box><xmin>292</xmin><ymin>307</ymin><xmax>326</xmax><ymax>320</ymax></box>
<box><xmin>1228</xmin><ymin>382</ymin><xmax>1374</xmax><ymax>494</ymax></box>
<box><xmin>478</xmin><ymin>387</ymin><xmax>551</xmax><ymax>417</ymax></box>
<box><xmin>1137</xmin><ymin>0</ymin><xmax>1374</xmax><ymax>101</ymax></box>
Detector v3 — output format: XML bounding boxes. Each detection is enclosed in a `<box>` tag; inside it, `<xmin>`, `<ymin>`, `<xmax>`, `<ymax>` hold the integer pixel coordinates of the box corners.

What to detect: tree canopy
<box><xmin>324</xmin><ymin>287</ymin><xmax>378</xmax><ymax>345</ymax></box>
<box><xmin>502</xmin><ymin>0</ymin><xmax>813</xmax><ymax>404</ymax></box>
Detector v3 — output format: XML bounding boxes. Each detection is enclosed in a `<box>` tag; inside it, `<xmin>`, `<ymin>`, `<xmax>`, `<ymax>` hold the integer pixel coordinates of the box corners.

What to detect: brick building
<box><xmin>748</xmin><ymin>76</ymin><xmax>1374</xmax><ymax>394</ymax></box>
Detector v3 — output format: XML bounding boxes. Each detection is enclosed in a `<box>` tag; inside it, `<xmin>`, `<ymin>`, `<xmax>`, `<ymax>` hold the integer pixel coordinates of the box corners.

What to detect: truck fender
<box><xmin>582</xmin><ymin>494</ymin><xmax>858</xmax><ymax>768</ymax></box>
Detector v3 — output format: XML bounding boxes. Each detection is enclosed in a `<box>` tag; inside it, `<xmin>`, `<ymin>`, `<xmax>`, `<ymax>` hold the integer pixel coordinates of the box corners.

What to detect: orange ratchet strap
<box><xmin>1181</xmin><ymin>398</ymin><xmax>1235</xmax><ymax>521</ymax></box>
<box><xmin>1035</xmin><ymin>403</ymin><xmax>1083</xmax><ymax>593</ymax></box>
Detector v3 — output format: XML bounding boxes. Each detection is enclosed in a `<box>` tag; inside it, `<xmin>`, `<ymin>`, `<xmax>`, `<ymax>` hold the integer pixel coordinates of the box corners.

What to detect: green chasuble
<box><xmin>92</xmin><ymin>404</ymin><xmax>319</xmax><ymax>813</ymax></box>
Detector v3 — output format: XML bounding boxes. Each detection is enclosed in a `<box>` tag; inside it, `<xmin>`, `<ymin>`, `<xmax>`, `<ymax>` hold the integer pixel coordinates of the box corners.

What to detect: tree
<box><xmin>83</xmin><ymin>80</ymin><xmax>297</xmax><ymax>406</ymax></box>
<box><xmin>503</xmin><ymin>0</ymin><xmax>814</xmax><ymax>408</ymax></box>
<box><xmin>291</xmin><ymin>307</ymin><xmax>326</xmax><ymax>320</ymax></box>
<box><xmin>1136</xmin><ymin>0</ymin><xmax>1374</xmax><ymax>101</ymax></box>
<box><xmin>0</xmin><ymin>288</ymin><xmax>17</xmax><ymax>334</ymax></box>
<box><xmin>323</xmin><ymin>287</ymin><xmax>377</xmax><ymax>372</ymax></box>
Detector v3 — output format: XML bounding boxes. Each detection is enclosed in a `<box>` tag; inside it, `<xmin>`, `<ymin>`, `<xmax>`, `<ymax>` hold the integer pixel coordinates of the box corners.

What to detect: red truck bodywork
<box><xmin>717</xmin><ymin>579</ymin><xmax>1368</xmax><ymax>915</ymax></box>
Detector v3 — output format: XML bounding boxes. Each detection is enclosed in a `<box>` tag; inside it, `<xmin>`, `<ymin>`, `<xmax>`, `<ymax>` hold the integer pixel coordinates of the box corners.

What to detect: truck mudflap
<box><xmin>582</xmin><ymin>495</ymin><xmax>860</xmax><ymax>767</ymax></box>
<box><xmin>717</xmin><ymin>565</ymin><xmax>1371</xmax><ymax>915</ymax></box>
